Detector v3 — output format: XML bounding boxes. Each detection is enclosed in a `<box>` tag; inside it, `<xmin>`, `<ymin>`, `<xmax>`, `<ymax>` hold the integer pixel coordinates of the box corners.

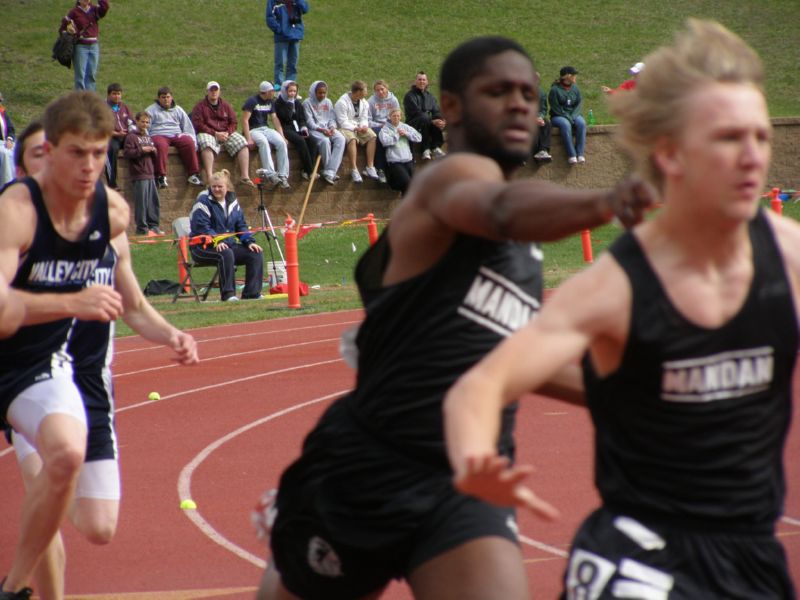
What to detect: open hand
<box><xmin>454</xmin><ymin>455</ymin><xmax>559</xmax><ymax>520</ymax></box>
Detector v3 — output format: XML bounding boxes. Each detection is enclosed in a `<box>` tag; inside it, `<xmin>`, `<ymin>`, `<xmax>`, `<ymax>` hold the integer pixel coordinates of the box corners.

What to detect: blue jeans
<box><xmin>552</xmin><ymin>115</ymin><xmax>586</xmax><ymax>158</ymax></box>
<box><xmin>273</xmin><ymin>40</ymin><xmax>300</xmax><ymax>86</ymax></box>
<box><xmin>73</xmin><ymin>43</ymin><xmax>99</xmax><ymax>90</ymax></box>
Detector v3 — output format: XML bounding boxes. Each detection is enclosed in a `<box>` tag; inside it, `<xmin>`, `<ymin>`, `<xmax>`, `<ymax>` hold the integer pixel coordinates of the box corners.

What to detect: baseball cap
<box><xmin>206</xmin><ymin>81</ymin><xmax>220</xmax><ymax>91</ymax></box>
<box><xmin>560</xmin><ymin>66</ymin><xmax>579</xmax><ymax>77</ymax></box>
<box><xmin>259</xmin><ymin>81</ymin><xmax>274</xmax><ymax>93</ymax></box>
<box><xmin>629</xmin><ymin>62</ymin><xmax>645</xmax><ymax>75</ymax></box>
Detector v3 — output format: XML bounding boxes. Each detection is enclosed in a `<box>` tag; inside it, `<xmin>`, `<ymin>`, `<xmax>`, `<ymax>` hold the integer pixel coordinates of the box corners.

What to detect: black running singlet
<box><xmin>583</xmin><ymin>209</ymin><xmax>797</xmax><ymax>532</ymax></box>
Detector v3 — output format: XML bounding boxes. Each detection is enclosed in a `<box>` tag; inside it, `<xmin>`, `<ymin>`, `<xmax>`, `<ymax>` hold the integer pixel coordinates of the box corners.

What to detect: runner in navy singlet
<box><xmin>256</xmin><ymin>37</ymin><xmax>654</xmax><ymax>600</ymax></box>
<box><xmin>445</xmin><ymin>20</ymin><xmax>797</xmax><ymax>599</ymax></box>
<box><xmin>0</xmin><ymin>92</ymin><xmax>198</xmax><ymax>600</ymax></box>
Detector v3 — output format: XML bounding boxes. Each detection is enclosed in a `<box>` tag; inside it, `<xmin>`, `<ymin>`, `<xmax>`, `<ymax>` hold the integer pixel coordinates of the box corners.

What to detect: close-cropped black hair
<box><xmin>440</xmin><ymin>36</ymin><xmax>532</xmax><ymax>95</ymax></box>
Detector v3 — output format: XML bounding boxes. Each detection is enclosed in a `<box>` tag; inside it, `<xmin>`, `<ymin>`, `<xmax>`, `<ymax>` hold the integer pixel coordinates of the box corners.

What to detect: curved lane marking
<box><xmin>177</xmin><ymin>390</ymin><xmax>349</xmax><ymax>569</ymax></box>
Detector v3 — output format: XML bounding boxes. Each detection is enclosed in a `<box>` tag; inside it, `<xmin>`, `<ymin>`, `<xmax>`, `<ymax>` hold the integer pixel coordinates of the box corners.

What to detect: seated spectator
<box><xmin>549</xmin><ymin>66</ymin><xmax>587</xmax><ymax>165</ymax></box>
<box><xmin>105</xmin><ymin>82</ymin><xmax>134</xmax><ymax>190</ymax></box>
<box><xmin>601</xmin><ymin>61</ymin><xmax>644</xmax><ymax>94</ymax></box>
<box><xmin>334</xmin><ymin>80</ymin><xmax>379</xmax><ymax>183</ymax></box>
<box><xmin>124</xmin><ymin>112</ymin><xmax>162</xmax><ymax>235</ymax></box>
<box><xmin>367</xmin><ymin>79</ymin><xmax>400</xmax><ymax>183</ymax></box>
<box><xmin>192</xmin><ymin>81</ymin><xmax>254</xmax><ymax>187</ymax></box>
<box><xmin>189</xmin><ymin>169</ymin><xmax>264</xmax><ymax>302</ymax></box>
<box><xmin>146</xmin><ymin>86</ymin><xmax>203</xmax><ymax>188</ymax></box>
<box><xmin>275</xmin><ymin>80</ymin><xmax>317</xmax><ymax>180</ymax></box>
<box><xmin>378</xmin><ymin>108</ymin><xmax>421</xmax><ymax>195</ymax></box>
<box><xmin>12</xmin><ymin>121</ymin><xmax>45</xmax><ymax>181</ymax></box>
<box><xmin>242</xmin><ymin>81</ymin><xmax>290</xmax><ymax>189</ymax></box>
<box><xmin>533</xmin><ymin>75</ymin><xmax>552</xmax><ymax>162</ymax></box>
<box><xmin>402</xmin><ymin>71</ymin><xmax>446</xmax><ymax>160</ymax></box>
<box><xmin>0</xmin><ymin>92</ymin><xmax>16</xmax><ymax>187</ymax></box>
<box><xmin>304</xmin><ymin>81</ymin><xmax>345</xmax><ymax>185</ymax></box>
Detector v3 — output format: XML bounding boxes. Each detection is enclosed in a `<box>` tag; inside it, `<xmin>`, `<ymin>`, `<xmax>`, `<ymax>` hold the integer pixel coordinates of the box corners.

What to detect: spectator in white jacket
<box><xmin>334</xmin><ymin>80</ymin><xmax>379</xmax><ymax>183</ymax></box>
<box><xmin>378</xmin><ymin>108</ymin><xmax>421</xmax><ymax>194</ymax></box>
<box><xmin>304</xmin><ymin>81</ymin><xmax>345</xmax><ymax>185</ymax></box>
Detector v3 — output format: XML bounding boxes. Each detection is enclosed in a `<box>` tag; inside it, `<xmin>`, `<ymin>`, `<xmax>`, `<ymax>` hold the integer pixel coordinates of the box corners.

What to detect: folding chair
<box><xmin>171</xmin><ymin>217</ymin><xmax>221</xmax><ymax>302</ymax></box>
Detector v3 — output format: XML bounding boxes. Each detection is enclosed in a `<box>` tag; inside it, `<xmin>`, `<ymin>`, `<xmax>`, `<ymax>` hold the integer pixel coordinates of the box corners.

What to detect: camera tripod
<box><xmin>256</xmin><ymin>181</ymin><xmax>286</xmax><ymax>290</ymax></box>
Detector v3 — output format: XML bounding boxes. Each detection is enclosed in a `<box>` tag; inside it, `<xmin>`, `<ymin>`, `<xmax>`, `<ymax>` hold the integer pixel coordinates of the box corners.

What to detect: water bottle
<box><xmin>587</xmin><ymin>109</ymin><xmax>596</xmax><ymax>126</ymax></box>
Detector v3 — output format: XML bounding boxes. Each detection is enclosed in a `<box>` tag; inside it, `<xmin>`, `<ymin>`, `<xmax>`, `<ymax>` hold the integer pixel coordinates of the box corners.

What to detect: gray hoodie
<box><xmin>303</xmin><ymin>81</ymin><xmax>338</xmax><ymax>131</ymax></box>
<box><xmin>368</xmin><ymin>91</ymin><xmax>400</xmax><ymax>129</ymax></box>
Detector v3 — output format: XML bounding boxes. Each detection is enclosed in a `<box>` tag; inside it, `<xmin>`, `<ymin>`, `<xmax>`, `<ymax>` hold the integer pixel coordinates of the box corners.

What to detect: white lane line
<box><xmin>518</xmin><ymin>533</ymin><xmax>569</xmax><ymax>558</ymax></box>
<box><xmin>114</xmin><ymin>338</ymin><xmax>341</xmax><ymax>377</ymax></box>
<box><xmin>116</xmin><ymin>359</ymin><xmax>343</xmax><ymax>413</ymax></box>
<box><xmin>115</xmin><ymin>319</ymin><xmax>361</xmax><ymax>355</ymax></box>
<box><xmin>782</xmin><ymin>515</ymin><xmax>800</xmax><ymax>528</ymax></box>
<box><xmin>177</xmin><ymin>390</ymin><xmax>349</xmax><ymax>569</ymax></box>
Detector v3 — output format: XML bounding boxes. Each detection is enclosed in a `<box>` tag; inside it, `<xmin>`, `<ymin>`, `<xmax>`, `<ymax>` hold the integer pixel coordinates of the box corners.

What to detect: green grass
<box><xmin>120</xmin><ymin>198</ymin><xmax>800</xmax><ymax>335</ymax></box>
<box><xmin>4</xmin><ymin>2</ymin><xmax>799</xmax><ymax>334</ymax></box>
<box><xmin>2</xmin><ymin>1</ymin><xmax>799</xmax><ymax>127</ymax></box>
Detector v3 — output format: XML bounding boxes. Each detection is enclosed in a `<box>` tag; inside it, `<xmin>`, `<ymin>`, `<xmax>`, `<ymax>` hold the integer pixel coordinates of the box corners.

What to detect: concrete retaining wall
<box><xmin>116</xmin><ymin>118</ymin><xmax>800</xmax><ymax>234</ymax></box>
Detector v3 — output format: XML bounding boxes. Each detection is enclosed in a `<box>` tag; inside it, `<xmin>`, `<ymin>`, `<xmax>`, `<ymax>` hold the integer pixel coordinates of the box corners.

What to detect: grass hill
<box><xmin>2</xmin><ymin>0</ymin><xmax>799</xmax><ymax>127</ymax></box>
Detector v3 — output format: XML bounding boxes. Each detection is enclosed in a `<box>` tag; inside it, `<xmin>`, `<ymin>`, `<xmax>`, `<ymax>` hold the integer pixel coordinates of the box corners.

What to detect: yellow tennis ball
<box><xmin>180</xmin><ymin>499</ymin><xmax>197</xmax><ymax>510</ymax></box>
<box><xmin>148</xmin><ymin>391</ymin><xmax>161</xmax><ymax>401</ymax></box>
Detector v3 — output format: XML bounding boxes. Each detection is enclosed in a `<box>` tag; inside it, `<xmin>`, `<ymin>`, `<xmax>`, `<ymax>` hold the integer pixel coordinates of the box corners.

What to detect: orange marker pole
<box><xmin>770</xmin><ymin>187</ymin><xmax>782</xmax><ymax>215</ymax></box>
<box><xmin>581</xmin><ymin>229</ymin><xmax>593</xmax><ymax>263</ymax></box>
<box><xmin>367</xmin><ymin>213</ymin><xmax>378</xmax><ymax>246</ymax></box>
<box><xmin>284</xmin><ymin>228</ymin><xmax>301</xmax><ymax>308</ymax></box>
<box><xmin>178</xmin><ymin>236</ymin><xmax>190</xmax><ymax>292</ymax></box>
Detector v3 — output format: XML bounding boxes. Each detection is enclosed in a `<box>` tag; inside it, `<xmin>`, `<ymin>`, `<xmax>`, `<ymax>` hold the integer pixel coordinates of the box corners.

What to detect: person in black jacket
<box><xmin>402</xmin><ymin>71</ymin><xmax>446</xmax><ymax>160</ymax></box>
<box><xmin>274</xmin><ymin>80</ymin><xmax>317</xmax><ymax>180</ymax></box>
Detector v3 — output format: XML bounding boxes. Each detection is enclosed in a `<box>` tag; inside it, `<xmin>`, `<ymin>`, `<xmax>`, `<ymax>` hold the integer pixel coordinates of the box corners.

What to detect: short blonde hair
<box><xmin>609</xmin><ymin>19</ymin><xmax>764</xmax><ymax>191</ymax></box>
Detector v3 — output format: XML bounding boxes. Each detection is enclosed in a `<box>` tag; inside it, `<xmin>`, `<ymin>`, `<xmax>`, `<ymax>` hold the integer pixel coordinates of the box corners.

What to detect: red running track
<box><xmin>1</xmin><ymin>309</ymin><xmax>799</xmax><ymax>599</ymax></box>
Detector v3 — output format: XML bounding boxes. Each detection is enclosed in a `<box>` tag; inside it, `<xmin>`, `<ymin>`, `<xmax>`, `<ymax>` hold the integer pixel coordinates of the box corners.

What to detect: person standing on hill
<box><xmin>59</xmin><ymin>0</ymin><xmax>110</xmax><ymax>91</ymax></box>
<box><xmin>266</xmin><ymin>0</ymin><xmax>309</xmax><ymax>88</ymax></box>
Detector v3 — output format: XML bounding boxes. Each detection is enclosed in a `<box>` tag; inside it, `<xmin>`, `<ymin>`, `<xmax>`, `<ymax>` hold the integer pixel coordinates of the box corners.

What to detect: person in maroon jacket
<box><xmin>104</xmin><ymin>82</ymin><xmax>133</xmax><ymax>190</ymax></box>
<box><xmin>59</xmin><ymin>0</ymin><xmax>110</xmax><ymax>91</ymax></box>
<box><xmin>191</xmin><ymin>81</ymin><xmax>254</xmax><ymax>187</ymax></box>
<box><xmin>124</xmin><ymin>112</ymin><xmax>162</xmax><ymax>235</ymax></box>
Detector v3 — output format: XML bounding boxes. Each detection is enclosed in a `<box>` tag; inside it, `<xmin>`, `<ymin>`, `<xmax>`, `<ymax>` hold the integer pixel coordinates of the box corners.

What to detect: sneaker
<box><xmin>567</xmin><ymin>156</ymin><xmax>578</xmax><ymax>165</ymax></box>
<box><xmin>377</xmin><ymin>169</ymin><xmax>387</xmax><ymax>184</ymax></box>
<box><xmin>135</xmin><ymin>229</ymin><xmax>148</xmax><ymax>236</ymax></box>
<box><xmin>156</xmin><ymin>175</ymin><xmax>168</xmax><ymax>189</ymax></box>
<box><xmin>577</xmin><ymin>155</ymin><xmax>586</xmax><ymax>163</ymax></box>
<box><xmin>224</xmin><ymin>296</ymin><xmax>239</xmax><ymax>302</ymax></box>
<box><xmin>149</xmin><ymin>227</ymin><xmax>165</xmax><ymax>236</ymax></box>
<box><xmin>363</xmin><ymin>166</ymin><xmax>379</xmax><ymax>180</ymax></box>
<box><xmin>239</xmin><ymin>177</ymin><xmax>257</xmax><ymax>188</ymax></box>
<box><xmin>244</xmin><ymin>294</ymin><xmax>265</xmax><ymax>300</ymax></box>
<box><xmin>432</xmin><ymin>147</ymin><xmax>446</xmax><ymax>157</ymax></box>
<box><xmin>421</xmin><ymin>149</ymin><xmax>432</xmax><ymax>160</ymax></box>
<box><xmin>351</xmin><ymin>169</ymin><xmax>363</xmax><ymax>183</ymax></box>
<box><xmin>187</xmin><ymin>174</ymin><xmax>204</xmax><ymax>186</ymax></box>
<box><xmin>322</xmin><ymin>172</ymin><xmax>336</xmax><ymax>185</ymax></box>
<box><xmin>301</xmin><ymin>172</ymin><xmax>310</xmax><ymax>181</ymax></box>
<box><xmin>278</xmin><ymin>176</ymin><xmax>290</xmax><ymax>188</ymax></box>
<box><xmin>534</xmin><ymin>150</ymin><xmax>552</xmax><ymax>161</ymax></box>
